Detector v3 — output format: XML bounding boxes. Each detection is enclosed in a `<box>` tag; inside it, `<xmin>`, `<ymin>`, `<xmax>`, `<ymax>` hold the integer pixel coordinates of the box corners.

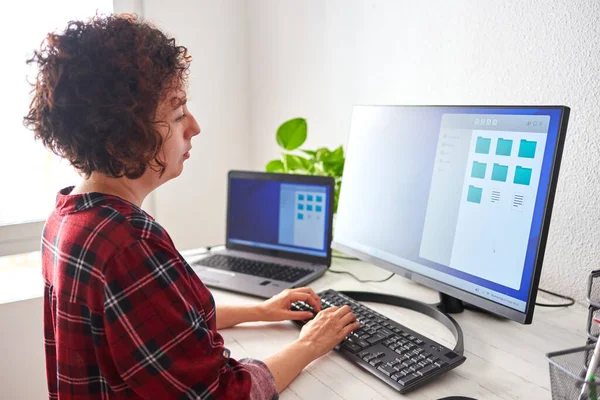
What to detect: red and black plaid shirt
<box><xmin>42</xmin><ymin>187</ymin><xmax>277</xmax><ymax>399</ymax></box>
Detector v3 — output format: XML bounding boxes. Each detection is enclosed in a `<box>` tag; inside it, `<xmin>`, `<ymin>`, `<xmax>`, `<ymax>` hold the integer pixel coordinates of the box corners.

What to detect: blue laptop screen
<box><xmin>228</xmin><ymin>178</ymin><xmax>331</xmax><ymax>258</ymax></box>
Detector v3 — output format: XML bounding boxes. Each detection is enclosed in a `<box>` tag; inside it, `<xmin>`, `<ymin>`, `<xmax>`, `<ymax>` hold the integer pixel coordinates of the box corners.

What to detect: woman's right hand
<box><xmin>297</xmin><ymin>305</ymin><xmax>360</xmax><ymax>359</ymax></box>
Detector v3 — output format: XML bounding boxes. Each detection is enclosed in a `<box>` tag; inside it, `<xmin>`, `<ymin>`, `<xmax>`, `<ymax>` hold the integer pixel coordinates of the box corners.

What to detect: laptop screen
<box><xmin>227</xmin><ymin>176</ymin><xmax>331</xmax><ymax>258</ymax></box>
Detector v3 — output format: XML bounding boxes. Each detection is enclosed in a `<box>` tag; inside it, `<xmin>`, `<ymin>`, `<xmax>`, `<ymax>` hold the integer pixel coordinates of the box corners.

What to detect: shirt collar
<box><xmin>55</xmin><ymin>186</ymin><xmax>148</xmax><ymax>217</ymax></box>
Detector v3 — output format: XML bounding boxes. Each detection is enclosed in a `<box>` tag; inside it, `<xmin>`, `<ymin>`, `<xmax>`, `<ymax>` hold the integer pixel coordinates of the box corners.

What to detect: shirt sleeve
<box><xmin>239</xmin><ymin>359</ymin><xmax>279</xmax><ymax>400</ymax></box>
<box><xmin>102</xmin><ymin>238</ymin><xmax>278</xmax><ymax>399</ymax></box>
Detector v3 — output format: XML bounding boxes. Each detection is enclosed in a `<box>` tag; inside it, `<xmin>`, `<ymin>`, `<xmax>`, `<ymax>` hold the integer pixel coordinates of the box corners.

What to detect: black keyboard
<box><xmin>195</xmin><ymin>254</ymin><xmax>313</xmax><ymax>283</ymax></box>
<box><xmin>291</xmin><ymin>289</ymin><xmax>466</xmax><ymax>393</ymax></box>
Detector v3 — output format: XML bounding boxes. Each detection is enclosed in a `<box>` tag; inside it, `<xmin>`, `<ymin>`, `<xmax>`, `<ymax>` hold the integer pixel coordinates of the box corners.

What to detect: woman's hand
<box><xmin>257</xmin><ymin>287</ymin><xmax>322</xmax><ymax>322</ymax></box>
<box><xmin>298</xmin><ymin>305</ymin><xmax>360</xmax><ymax>358</ymax></box>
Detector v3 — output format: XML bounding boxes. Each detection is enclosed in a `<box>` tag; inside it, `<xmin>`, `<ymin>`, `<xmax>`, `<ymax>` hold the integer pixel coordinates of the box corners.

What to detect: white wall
<box><xmin>0</xmin><ymin>297</ymin><xmax>46</xmax><ymax>399</ymax></box>
<box><xmin>247</xmin><ymin>0</ymin><xmax>600</xmax><ymax>304</ymax></box>
<box><xmin>138</xmin><ymin>0</ymin><xmax>251</xmax><ymax>250</ymax></box>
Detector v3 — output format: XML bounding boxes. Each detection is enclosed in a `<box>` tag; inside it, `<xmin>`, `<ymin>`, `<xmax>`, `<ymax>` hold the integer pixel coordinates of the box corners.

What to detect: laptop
<box><xmin>189</xmin><ymin>170</ymin><xmax>335</xmax><ymax>298</ymax></box>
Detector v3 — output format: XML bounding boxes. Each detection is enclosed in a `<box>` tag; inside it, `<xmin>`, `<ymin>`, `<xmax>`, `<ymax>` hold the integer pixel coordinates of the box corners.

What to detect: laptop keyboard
<box><xmin>195</xmin><ymin>254</ymin><xmax>313</xmax><ymax>283</ymax></box>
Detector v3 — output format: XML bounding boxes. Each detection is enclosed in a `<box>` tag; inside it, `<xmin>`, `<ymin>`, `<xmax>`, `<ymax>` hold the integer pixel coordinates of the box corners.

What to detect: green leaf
<box><xmin>315</xmin><ymin>147</ymin><xmax>331</xmax><ymax>161</ymax></box>
<box><xmin>276</xmin><ymin>118</ymin><xmax>307</xmax><ymax>151</ymax></box>
<box><xmin>284</xmin><ymin>154</ymin><xmax>309</xmax><ymax>172</ymax></box>
<box><xmin>266</xmin><ymin>159</ymin><xmax>284</xmax><ymax>172</ymax></box>
<box><xmin>326</xmin><ymin>146</ymin><xmax>344</xmax><ymax>162</ymax></box>
<box><xmin>300</xmin><ymin>149</ymin><xmax>316</xmax><ymax>157</ymax></box>
<box><xmin>324</xmin><ymin>159</ymin><xmax>344</xmax><ymax>177</ymax></box>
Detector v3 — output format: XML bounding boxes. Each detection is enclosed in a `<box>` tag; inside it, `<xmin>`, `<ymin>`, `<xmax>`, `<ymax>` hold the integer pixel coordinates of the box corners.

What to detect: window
<box><xmin>0</xmin><ymin>1</ymin><xmax>113</xmax><ymax>256</ymax></box>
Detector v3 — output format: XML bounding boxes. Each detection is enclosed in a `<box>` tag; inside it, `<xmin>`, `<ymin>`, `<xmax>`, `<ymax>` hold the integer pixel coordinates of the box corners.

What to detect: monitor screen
<box><xmin>333</xmin><ymin>105</ymin><xmax>569</xmax><ymax>322</ymax></box>
<box><xmin>227</xmin><ymin>176</ymin><xmax>332</xmax><ymax>258</ymax></box>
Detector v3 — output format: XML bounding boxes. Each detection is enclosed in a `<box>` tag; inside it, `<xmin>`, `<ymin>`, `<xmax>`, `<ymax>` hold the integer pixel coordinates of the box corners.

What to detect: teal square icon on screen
<box><xmin>491</xmin><ymin>163</ymin><xmax>508</xmax><ymax>182</ymax></box>
<box><xmin>316</xmin><ymin>196</ymin><xmax>323</xmax><ymax>202</ymax></box>
<box><xmin>297</xmin><ymin>213</ymin><xmax>303</xmax><ymax>220</ymax></box>
<box><xmin>471</xmin><ymin>161</ymin><xmax>487</xmax><ymax>179</ymax></box>
<box><xmin>298</xmin><ymin>194</ymin><xmax>304</xmax><ymax>201</ymax></box>
<box><xmin>475</xmin><ymin>136</ymin><xmax>491</xmax><ymax>154</ymax></box>
<box><xmin>514</xmin><ymin>166</ymin><xmax>532</xmax><ymax>185</ymax></box>
<box><xmin>519</xmin><ymin>139</ymin><xmax>537</xmax><ymax>158</ymax></box>
<box><xmin>307</xmin><ymin>195</ymin><xmax>313</xmax><ymax>201</ymax></box>
<box><xmin>316</xmin><ymin>205</ymin><xmax>322</xmax><ymax>212</ymax></box>
<box><xmin>467</xmin><ymin>185</ymin><xmax>483</xmax><ymax>204</ymax></box>
<box><xmin>298</xmin><ymin>203</ymin><xmax>304</xmax><ymax>210</ymax></box>
<box><xmin>307</xmin><ymin>205</ymin><xmax>313</xmax><ymax>211</ymax></box>
<box><xmin>496</xmin><ymin>138</ymin><xmax>513</xmax><ymax>156</ymax></box>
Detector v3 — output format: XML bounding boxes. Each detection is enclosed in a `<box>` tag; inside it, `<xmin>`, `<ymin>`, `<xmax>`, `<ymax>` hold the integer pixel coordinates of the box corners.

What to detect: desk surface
<box><xmin>202</xmin><ymin>257</ymin><xmax>586</xmax><ymax>400</ymax></box>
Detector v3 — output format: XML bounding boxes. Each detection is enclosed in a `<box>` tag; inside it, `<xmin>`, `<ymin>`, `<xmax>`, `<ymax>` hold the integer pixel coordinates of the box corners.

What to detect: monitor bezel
<box><xmin>226</xmin><ymin>170</ymin><xmax>335</xmax><ymax>266</ymax></box>
<box><xmin>332</xmin><ymin>104</ymin><xmax>570</xmax><ymax>324</ymax></box>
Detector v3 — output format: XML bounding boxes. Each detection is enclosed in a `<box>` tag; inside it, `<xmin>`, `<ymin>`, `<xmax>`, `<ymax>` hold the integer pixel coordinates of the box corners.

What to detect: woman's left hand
<box><xmin>258</xmin><ymin>287</ymin><xmax>322</xmax><ymax>322</ymax></box>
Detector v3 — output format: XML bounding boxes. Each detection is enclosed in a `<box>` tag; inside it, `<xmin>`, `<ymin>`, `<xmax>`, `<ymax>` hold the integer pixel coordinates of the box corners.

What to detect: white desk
<box><xmin>202</xmin><ymin>257</ymin><xmax>587</xmax><ymax>400</ymax></box>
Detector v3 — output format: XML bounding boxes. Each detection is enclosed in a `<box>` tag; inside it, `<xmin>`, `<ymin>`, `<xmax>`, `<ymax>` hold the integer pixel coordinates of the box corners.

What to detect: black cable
<box><xmin>328</xmin><ymin>268</ymin><xmax>395</xmax><ymax>283</ymax></box>
<box><xmin>535</xmin><ymin>287</ymin><xmax>575</xmax><ymax>308</ymax></box>
<box><xmin>332</xmin><ymin>255</ymin><xmax>574</xmax><ymax>307</ymax></box>
<box><xmin>332</xmin><ymin>254</ymin><xmax>360</xmax><ymax>261</ymax></box>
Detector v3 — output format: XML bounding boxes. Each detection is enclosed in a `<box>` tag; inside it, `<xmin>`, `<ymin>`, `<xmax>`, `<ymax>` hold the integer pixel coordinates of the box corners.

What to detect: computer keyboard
<box><xmin>195</xmin><ymin>254</ymin><xmax>313</xmax><ymax>283</ymax></box>
<box><xmin>291</xmin><ymin>289</ymin><xmax>466</xmax><ymax>393</ymax></box>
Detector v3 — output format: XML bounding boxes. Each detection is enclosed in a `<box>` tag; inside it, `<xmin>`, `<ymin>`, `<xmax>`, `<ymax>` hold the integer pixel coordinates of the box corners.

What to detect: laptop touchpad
<box><xmin>196</xmin><ymin>268</ymin><xmax>235</xmax><ymax>283</ymax></box>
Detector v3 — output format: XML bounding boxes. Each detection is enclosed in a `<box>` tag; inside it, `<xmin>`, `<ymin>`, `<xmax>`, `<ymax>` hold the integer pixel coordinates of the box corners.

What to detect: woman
<box><xmin>25</xmin><ymin>13</ymin><xmax>359</xmax><ymax>399</ymax></box>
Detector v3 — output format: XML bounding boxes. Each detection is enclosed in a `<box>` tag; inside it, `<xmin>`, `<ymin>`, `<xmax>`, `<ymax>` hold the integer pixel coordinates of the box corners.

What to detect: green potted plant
<box><xmin>265</xmin><ymin>117</ymin><xmax>345</xmax><ymax>214</ymax></box>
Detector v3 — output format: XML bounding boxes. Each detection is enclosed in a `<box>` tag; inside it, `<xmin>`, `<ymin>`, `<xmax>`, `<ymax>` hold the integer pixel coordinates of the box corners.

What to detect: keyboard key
<box><xmin>367</xmin><ymin>333</ymin><xmax>387</xmax><ymax>344</ymax></box>
<box><xmin>390</xmin><ymin>373</ymin><xmax>402</xmax><ymax>382</ymax></box>
<box><xmin>409</xmin><ymin>364</ymin><xmax>422</xmax><ymax>373</ymax></box>
<box><xmin>377</xmin><ymin>364</ymin><xmax>398</xmax><ymax>377</ymax></box>
<box><xmin>369</xmin><ymin>359</ymin><xmax>384</xmax><ymax>367</ymax></box>
<box><xmin>417</xmin><ymin>364</ymin><xmax>439</xmax><ymax>376</ymax></box>
<box><xmin>397</xmin><ymin>373</ymin><xmax>420</xmax><ymax>386</ymax></box>
<box><xmin>357</xmin><ymin>350</ymin><xmax>370</xmax><ymax>359</ymax></box>
<box><xmin>342</xmin><ymin>342</ymin><xmax>362</xmax><ymax>353</ymax></box>
<box><xmin>363</xmin><ymin>354</ymin><xmax>377</xmax><ymax>362</ymax></box>
<box><xmin>379</xmin><ymin>328</ymin><xmax>394</xmax><ymax>337</ymax></box>
<box><xmin>389</xmin><ymin>358</ymin><xmax>402</xmax><ymax>367</ymax></box>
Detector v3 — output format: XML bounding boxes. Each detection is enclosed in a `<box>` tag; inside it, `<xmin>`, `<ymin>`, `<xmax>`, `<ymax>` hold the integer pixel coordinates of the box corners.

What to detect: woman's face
<box><xmin>154</xmin><ymin>89</ymin><xmax>201</xmax><ymax>182</ymax></box>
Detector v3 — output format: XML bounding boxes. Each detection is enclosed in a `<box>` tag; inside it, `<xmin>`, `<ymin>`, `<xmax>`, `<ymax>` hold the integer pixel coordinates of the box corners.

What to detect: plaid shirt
<box><xmin>42</xmin><ymin>187</ymin><xmax>278</xmax><ymax>399</ymax></box>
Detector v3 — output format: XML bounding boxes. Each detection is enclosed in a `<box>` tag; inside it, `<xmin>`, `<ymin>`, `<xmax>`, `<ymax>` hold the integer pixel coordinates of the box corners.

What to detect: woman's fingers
<box><xmin>292</xmin><ymin>287</ymin><xmax>321</xmax><ymax>312</ymax></box>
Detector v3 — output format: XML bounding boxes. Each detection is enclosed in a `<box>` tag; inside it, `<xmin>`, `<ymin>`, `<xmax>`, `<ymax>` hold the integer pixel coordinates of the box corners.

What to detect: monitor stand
<box><xmin>438</xmin><ymin>293</ymin><xmax>507</xmax><ymax>320</ymax></box>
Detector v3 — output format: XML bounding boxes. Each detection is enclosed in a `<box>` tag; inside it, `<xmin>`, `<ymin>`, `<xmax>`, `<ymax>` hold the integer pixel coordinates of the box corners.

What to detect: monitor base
<box><xmin>437</xmin><ymin>292</ymin><xmax>507</xmax><ymax>320</ymax></box>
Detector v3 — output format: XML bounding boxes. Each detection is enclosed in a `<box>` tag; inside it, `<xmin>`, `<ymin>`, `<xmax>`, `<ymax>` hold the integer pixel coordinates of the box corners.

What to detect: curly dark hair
<box><xmin>23</xmin><ymin>13</ymin><xmax>191</xmax><ymax>179</ymax></box>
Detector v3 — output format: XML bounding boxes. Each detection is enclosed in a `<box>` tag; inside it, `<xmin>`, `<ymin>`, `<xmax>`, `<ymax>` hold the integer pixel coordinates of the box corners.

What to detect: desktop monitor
<box><xmin>333</xmin><ymin>105</ymin><xmax>570</xmax><ymax>324</ymax></box>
